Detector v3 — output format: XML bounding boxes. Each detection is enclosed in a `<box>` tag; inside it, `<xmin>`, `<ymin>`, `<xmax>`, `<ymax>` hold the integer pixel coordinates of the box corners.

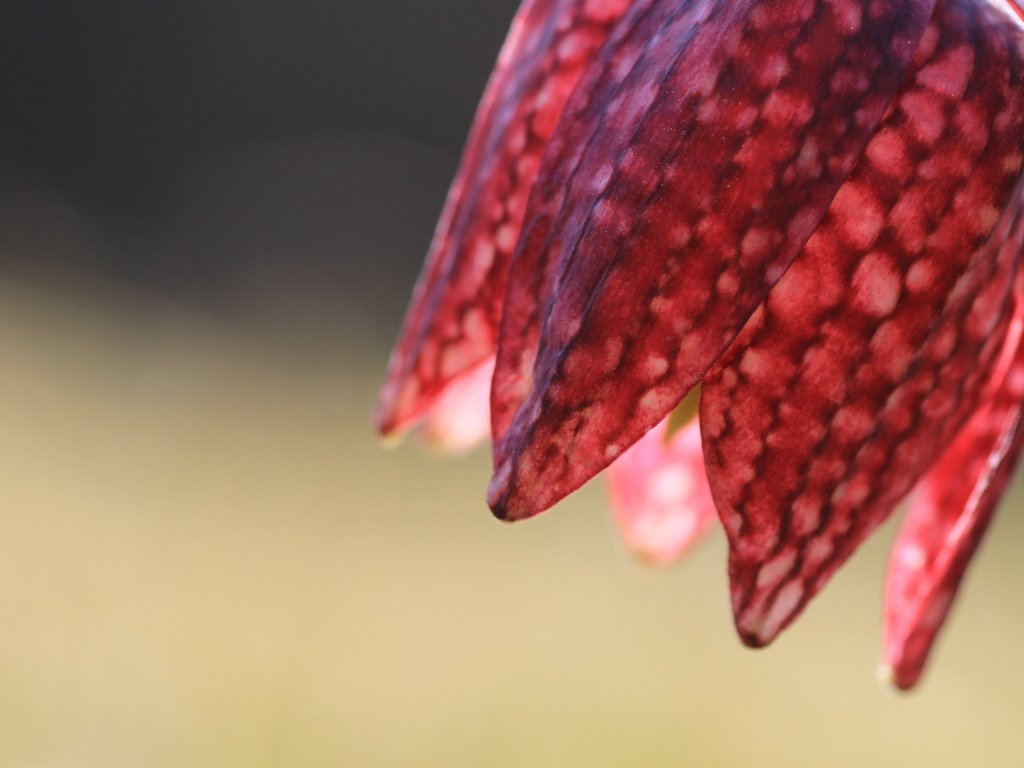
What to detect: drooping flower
<box><xmin>375</xmin><ymin>0</ymin><xmax>1024</xmax><ymax>689</ymax></box>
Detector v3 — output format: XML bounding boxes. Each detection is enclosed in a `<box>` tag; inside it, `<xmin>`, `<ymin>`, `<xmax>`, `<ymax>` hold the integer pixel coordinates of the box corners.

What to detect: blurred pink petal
<box><xmin>422</xmin><ymin>357</ymin><xmax>496</xmax><ymax>454</ymax></box>
<box><xmin>606</xmin><ymin>418</ymin><xmax>716</xmax><ymax>565</ymax></box>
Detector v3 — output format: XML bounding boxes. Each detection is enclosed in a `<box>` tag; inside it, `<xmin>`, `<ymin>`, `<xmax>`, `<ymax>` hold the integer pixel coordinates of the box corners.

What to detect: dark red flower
<box><xmin>375</xmin><ymin>0</ymin><xmax>1024</xmax><ymax>689</ymax></box>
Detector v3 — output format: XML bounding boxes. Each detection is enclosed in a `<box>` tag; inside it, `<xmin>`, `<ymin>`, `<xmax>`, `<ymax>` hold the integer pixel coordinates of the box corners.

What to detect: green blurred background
<box><xmin>1</xmin><ymin>2</ymin><xmax>1022</xmax><ymax>766</ymax></box>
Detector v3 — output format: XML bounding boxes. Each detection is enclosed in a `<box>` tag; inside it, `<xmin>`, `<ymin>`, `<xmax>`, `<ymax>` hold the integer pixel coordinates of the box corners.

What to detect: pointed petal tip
<box><xmin>376</xmin><ymin>430</ymin><xmax>406</xmax><ymax>450</ymax></box>
<box><xmin>729</xmin><ymin>573</ymin><xmax>804</xmax><ymax>650</ymax></box>
<box><xmin>486</xmin><ymin>453</ymin><xmax>557</xmax><ymax>522</ymax></box>
<box><xmin>486</xmin><ymin>495</ymin><xmax>523</xmax><ymax>524</ymax></box>
<box><xmin>372</xmin><ymin>415</ymin><xmax>396</xmax><ymax>439</ymax></box>
<box><xmin>616</xmin><ymin>529</ymin><xmax>708</xmax><ymax>568</ymax></box>
<box><xmin>875</xmin><ymin>663</ymin><xmax>909</xmax><ymax>694</ymax></box>
<box><xmin>486</xmin><ymin>464</ymin><xmax>528</xmax><ymax>522</ymax></box>
<box><xmin>732</xmin><ymin>600</ymin><xmax>778</xmax><ymax>648</ymax></box>
<box><xmin>372</xmin><ymin>385</ymin><xmax>408</xmax><ymax>440</ymax></box>
<box><xmin>372</xmin><ymin>398</ymin><xmax>407</xmax><ymax>446</ymax></box>
<box><xmin>375</xmin><ymin>355</ymin><xmax>495</xmax><ymax>453</ymax></box>
<box><xmin>877</xmin><ymin>662</ymin><xmax>919</xmax><ymax>693</ymax></box>
<box><xmin>876</xmin><ymin>662</ymin><xmax>895</xmax><ymax>687</ymax></box>
<box><xmin>736</xmin><ymin>628</ymin><xmax>773</xmax><ymax>650</ymax></box>
<box><xmin>487</xmin><ymin>507</ymin><xmax>519</xmax><ymax>526</ymax></box>
<box><xmin>614</xmin><ymin>518</ymin><xmax>710</xmax><ymax>567</ymax></box>
<box><xmin>623</xmin><ymin>549</ymin><xmax>682</xmax><ymax>569</ymax></box>
<box><xmin>486</xmin><ymin>458</ymin><xmax>511</xmax><ymax>519</ymax></box>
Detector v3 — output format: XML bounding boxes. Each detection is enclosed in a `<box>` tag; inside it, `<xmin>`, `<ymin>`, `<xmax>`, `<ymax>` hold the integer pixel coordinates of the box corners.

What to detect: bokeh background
<box><xmin>1</xmin><ymin>2</ymin><xmax>1022</xmax><ymax>766</ymax></box>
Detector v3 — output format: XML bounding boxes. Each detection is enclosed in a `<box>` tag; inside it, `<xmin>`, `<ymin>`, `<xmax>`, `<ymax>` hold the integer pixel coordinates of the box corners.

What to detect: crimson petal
<box><xmin>374</xmin><ymin>0</ymin><xmax>631</xmax><ymax>438</ymax></box>
<box><xmin>700</xmin><ymin>0</ymin><xmax>1024</xmax><ymax>647</ymax></box>
<box><xmin>489</xmin><ymin>0</ymin><xmax>937</xmax><ymax>520</ymax></box>
<box><xmin>490</xmin><ymin>0</ymin><xmax>689</xmax><ymax>443</ymax></box>
<box><xmin>884</xmin><ymin>272</ymin><xmax>1024</xmax><ymax>690</ymax></box>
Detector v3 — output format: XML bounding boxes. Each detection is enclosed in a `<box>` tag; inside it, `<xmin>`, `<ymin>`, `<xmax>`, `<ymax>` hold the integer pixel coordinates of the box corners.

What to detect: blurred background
<box><xmin>0</xmin><ymin>2</ymin><xmax>1021</xmax><ymax>766</ymax></box>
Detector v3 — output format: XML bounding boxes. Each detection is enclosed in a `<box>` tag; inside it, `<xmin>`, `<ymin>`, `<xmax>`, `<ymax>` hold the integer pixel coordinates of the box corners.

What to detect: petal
<box><xmin>700</xmin><ymin>0</ymin><xmax>1024</xmax><ymax>647</ymax></box>
<box><xmin>884</xmin><ymin>276</ymin><xmax>1024</xmax><ymax>690</ymax></box>
<box><xmin>489</xmin><ymin>0</ymin><xmax>681</xmax><ymax>443</ymax></box>
<box><xmin>374</xmin><ymin>0</ymin><xmax>632</xmax><ymax>438</ymax></box>
<box><xmin>489</xmin><ymin>0</ymin><xmax>937</xmax><ymax>520</ymax></box>
<box><xmin>421</xmin><ymin>357</ymin><xmax>496</xmax><ymax>453</ymax></box>
<box><xmin>605</xmin><ymin>417</ymin><xmax>717</xmax><ymax>565</ymax></box>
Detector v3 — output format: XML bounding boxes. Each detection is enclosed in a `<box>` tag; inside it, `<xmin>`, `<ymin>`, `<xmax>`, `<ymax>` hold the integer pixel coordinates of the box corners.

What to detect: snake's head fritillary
<box><xmin>376</xmin><ymin>0</ymin><xmax>1024</xmax><ymax>689</ymax></box>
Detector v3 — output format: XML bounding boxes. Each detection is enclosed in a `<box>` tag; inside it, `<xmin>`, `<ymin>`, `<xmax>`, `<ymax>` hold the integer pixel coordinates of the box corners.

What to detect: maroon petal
<box><xmin>489</xmin><ymin>0</ymin><xmax>936</xmax><ymax>520</ymax></box>
<box><xmin>700</xmin><ymin>0</ymin><xmax>1024</xmax><ymax>647</ymax></box>
<box><xmin>374</xmin><ymin>0</ymin><xmax>632</xmax><ymax>438</ymax></box>
<box><xmin>605</xmin><ymin>417</ymin><xmax>717</xmax><ymax>565</ymax></box>
<box><xmin>489</xmin><ymin>0</ymin><xmax>686</xmax><ymax>443</ymax></box>
<box><xmin>884</xmin><ymin>275</ymin><xmax>1024</xmax><ymax>690</ymax></box>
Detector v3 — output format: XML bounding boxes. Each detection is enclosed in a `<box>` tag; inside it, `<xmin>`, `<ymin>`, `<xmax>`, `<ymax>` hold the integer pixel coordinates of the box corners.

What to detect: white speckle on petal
<box><xmin>853</xmin><ymin>253</ymin><xmax>902</xmax><ymax>317</ymax></box>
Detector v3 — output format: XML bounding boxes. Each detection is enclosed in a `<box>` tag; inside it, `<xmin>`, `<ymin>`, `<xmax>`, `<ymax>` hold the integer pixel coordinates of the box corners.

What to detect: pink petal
<box><xmin>884</xmin><ymin>276</ymin><xmax>1024</xmax><ymax>690</ymax></box>
<box><xmin>421</xmin><ymin>357</ymin><xmax>496</xmax><ymax>453</ymax></box>
<box><xmin>605</xmin><ymin>418</ymin><xmax>717</xmax><ymax>565</ymax></box>
<box><xmin>374</xmin><ymin>0</ymin><xmax>632</xmax><ymax>439</ymax></box>
<box><xmin>489</xmin><ymin>0</ymin><xmax>936</xmax><ymax>521</ymax></box>
<box><xmin>700</xmin><ymin>0</ymin><xmax>1024</xmax><ymax>648</ymax></box>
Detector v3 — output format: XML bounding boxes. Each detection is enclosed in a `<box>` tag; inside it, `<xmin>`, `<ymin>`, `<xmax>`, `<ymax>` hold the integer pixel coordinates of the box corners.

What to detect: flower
<box><xmin>375</xmin><ymin>0</ymin><xmax>1024</xmax><ymax>689</ymax></box>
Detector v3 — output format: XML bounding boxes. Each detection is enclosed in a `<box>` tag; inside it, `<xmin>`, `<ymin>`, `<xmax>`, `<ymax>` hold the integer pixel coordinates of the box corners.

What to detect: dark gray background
<box><xmin>0</xmin><ymin>1</ymin><xmax>519</xmax><ymax>341</ymax></box>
